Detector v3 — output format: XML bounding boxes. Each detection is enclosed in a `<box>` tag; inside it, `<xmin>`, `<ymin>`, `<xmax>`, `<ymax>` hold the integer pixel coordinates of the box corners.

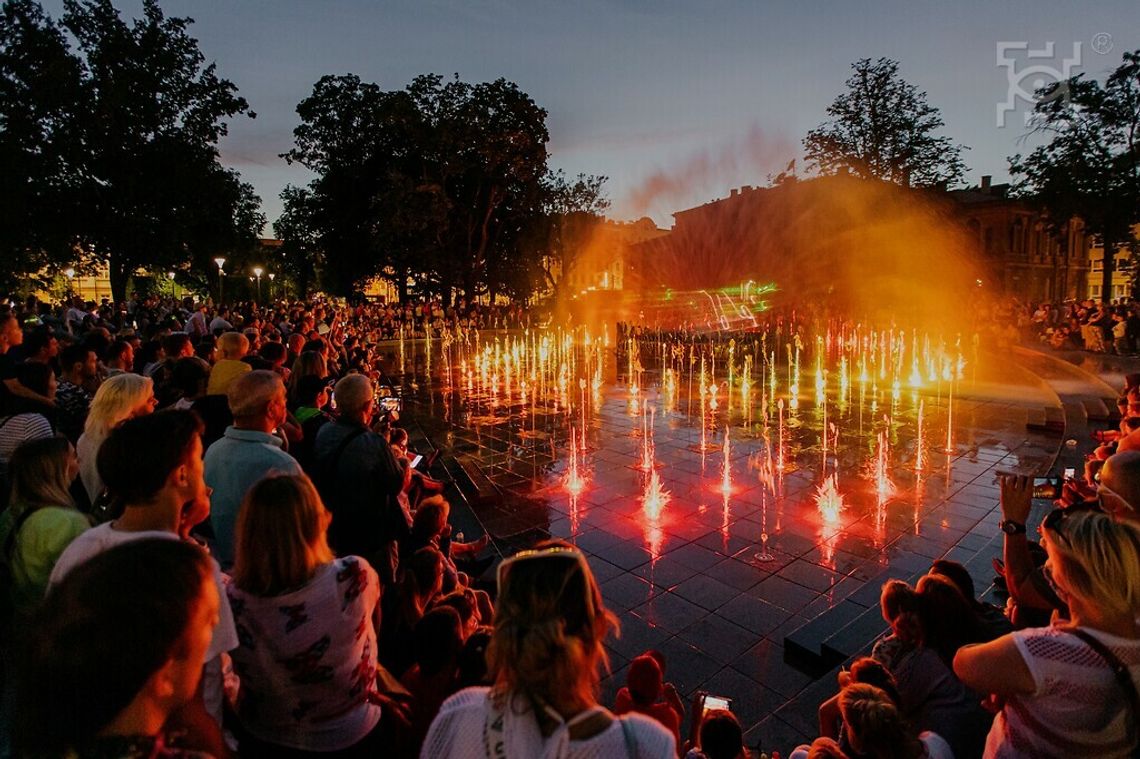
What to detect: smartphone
<box><xmin>1062</xmin><ymin>467</ymin><xmax>1075</xmax><ymax>480</ymax></box>
<box><xmin>1033</xmin><ymin>477</ymin><xmax>1063</xmax><ymax>499</ymax></box>
<box><xmin>689</xmin><ymin>692</ymin><xmax>734</xmax><ymax>745</ymax></box>
<box><xmin>410</xmin><ymin>454</ymin><xmax>423</xmax><ymax>469</ymax></box>
<box><xmin>378</xmin><ymin>396</ymin><xmax>402</xmax><ymax>413</ymax></box>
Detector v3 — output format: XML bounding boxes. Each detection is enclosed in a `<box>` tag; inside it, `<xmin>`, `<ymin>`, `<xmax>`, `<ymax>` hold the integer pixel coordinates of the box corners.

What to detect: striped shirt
<box><xmin>986</xmin><ymin>624</ymin><xmax>1140</xmax><ymax>758</ymax></box>
<box><xmin>0</xmin><ymin>412</ymin><xmax>54</xmax><ymax>464</ymax></box>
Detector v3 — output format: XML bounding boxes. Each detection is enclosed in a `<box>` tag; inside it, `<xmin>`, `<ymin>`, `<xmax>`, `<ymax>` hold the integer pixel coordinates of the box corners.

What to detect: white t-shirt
<box><xmin>224</xmin><ymin>557</ymin><xmax>383</xmax><ymax>752</ymax></box>
<box><xmin>985</xmin><ymin>625</ymin><xmax>1140</xmax><ymax>758</ymax></box>
<box><xmin>49</xmin><ymin>524</ymin><xmax>240</xmax><ymax>724</ymax></box>
<box><xmin>422</xmin><ymin>687</ymin><xmax>676</xmax><ymax>759</ymax></box>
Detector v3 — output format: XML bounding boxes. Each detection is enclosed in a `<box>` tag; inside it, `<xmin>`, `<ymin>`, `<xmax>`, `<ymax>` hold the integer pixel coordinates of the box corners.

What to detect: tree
<box><xmin>0</xmin><ymin>0</ymin><xmax>261</xmax><ymax>301</ymax></box>
<box><xmin>535</xmin><ymin>170</ymin><xmax>609</xmax><ymax>298</ymax></box>
<box><xmin>1010</xmin><ymin>49</ymin><xmax>1140</xmax><ymax>302</ymax></box>
<box><xmin>804</xmin><ymin>57</ymin><xmax>967</xmax><ymax>188</ymax></box>
<box><xmin>274</xmin><ymin>184</ymin><xmax>322</xmax><ymax>297</ymax></box>
<box><xmin>0</xmin><ymin>0</ymin><xmax>87</xmax><ymax>293</ymax></box>
<box><xmin>284</xmin><ymin>73</ymin><xmax>551</xmax><ymax>302</ymax></box>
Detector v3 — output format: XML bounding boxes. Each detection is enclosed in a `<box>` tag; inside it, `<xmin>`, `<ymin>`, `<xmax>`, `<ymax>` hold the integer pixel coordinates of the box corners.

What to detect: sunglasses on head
<box><xmin>496</xmin><ymin>545</ymin><xmax>588</xmax><ymax>590</ymax></box>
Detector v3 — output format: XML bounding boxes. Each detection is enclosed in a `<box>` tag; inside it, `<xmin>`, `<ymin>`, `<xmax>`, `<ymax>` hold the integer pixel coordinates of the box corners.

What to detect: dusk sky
<box><xmin>43</xmin><ymin>0</ymin><xmax>1139</xmax><ymax>230</ymax></box>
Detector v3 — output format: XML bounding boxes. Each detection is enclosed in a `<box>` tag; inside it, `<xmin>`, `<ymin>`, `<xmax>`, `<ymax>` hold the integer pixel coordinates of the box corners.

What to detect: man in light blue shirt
<box><xmin>202</xmin><ymin>370</ymin><xmax>301</xmax><ymax>567</ymax></box>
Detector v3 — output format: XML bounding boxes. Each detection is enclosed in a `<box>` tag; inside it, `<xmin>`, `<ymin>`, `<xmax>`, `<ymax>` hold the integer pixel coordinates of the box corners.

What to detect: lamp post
<box><xmin>167</xmin><ymin>271</ymin><xmax>177</xmax><ymax>300</ymax></box>
<box><xmin>214</xmin><ymin>257</ymin><xmax>226</xmax><ymax>304</ymax></box>
<box><xmin>268</xmin><ymin>272</ymin><xmax>276</xmax><ymax>302</ymax></box>
<box><xmin>253</xmin><ymin>266</ymin><xmax>263</xmax><ymax>303</ymax></box>
<box><xmin>63</xmin><ymin>268</ymin><xmax>75</xmax><ymax>298</ymax></box>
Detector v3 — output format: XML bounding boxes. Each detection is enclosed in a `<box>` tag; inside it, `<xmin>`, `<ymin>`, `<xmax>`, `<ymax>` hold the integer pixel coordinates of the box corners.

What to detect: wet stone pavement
<box><xmin>406</xmin><ymin>360</ymin><xmax>1062</xmax><ymax>753</ymax></box>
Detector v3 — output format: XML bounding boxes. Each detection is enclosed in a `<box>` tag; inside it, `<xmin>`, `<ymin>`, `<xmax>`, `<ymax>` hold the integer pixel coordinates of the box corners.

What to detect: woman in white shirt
<box><xmin>422</xmin><ymin>540</ymin><xmax>675</xmax><ymax>759</ymax></box>
<box><xmin>226</xmin><ymin>473</ymin><xmax>391</xmax><ymax>755</ymax></box>
<box><xmin>76</xmin><ymin>373</ymin><xmax>155</xmax><ymax>504</ymax></box>
<box><xmin>954</xmin><ymin>509</ymin><xmax>1140</xmax><ymax>758</ymax></box>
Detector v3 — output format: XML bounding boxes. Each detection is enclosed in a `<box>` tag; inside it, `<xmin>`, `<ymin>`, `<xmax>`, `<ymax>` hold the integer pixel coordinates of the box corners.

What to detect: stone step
<box><xmin>784</xmin><ymin>600</ymin><xmax>865</xmax><ymax>670</ymax></box>
<box><xmin>448</xmin><ymin>455</ymin><xmax>501</xmax><ymax>508</ymax></box>
<box><xmin>1082</xmin><ymin>398</ymin><xmax>1112</xmax><ymax>422</ymax></box>
<box><xmin>820</xmin><ymin>603</ymin><xmax>890</xmax><ymax>663</ymax></box>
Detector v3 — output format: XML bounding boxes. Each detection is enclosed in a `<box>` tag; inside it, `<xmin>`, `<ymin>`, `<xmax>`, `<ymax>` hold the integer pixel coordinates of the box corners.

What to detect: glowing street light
<box><xmin>268</xmin><ymin>272</ymin><xmax>276</xmax><ymax>301</ymax></box>
<box><xmin>252</xmin><ymin>266</ymin><xmax>264</xmax><ymax>302</ymax></box>
<box><xmin>166</xmin><ymin>271</ymin><xmax>178</xmax><ymax>299</ymax></box>
<box><xmin>214</xmin><ymin>257</ymin><xmax>226</xmax><ymax>303</ymax></box>
<box><xmin>64</xmin><ymin>267</ymin><xmax>75</xmax><ymax>297</ymax></box>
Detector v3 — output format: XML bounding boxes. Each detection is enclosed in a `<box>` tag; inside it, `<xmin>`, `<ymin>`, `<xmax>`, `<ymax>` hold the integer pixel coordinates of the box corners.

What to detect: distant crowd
<box><xmin>998</xmin><ymin>298</ymin><xmax>1140</xmax><ymax>354</ymax></box>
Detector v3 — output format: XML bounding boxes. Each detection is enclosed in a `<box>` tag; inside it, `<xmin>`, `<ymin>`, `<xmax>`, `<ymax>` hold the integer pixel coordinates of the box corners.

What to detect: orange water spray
<box><xmin>815</xmin><ymin>474</ymin><xmax>845</xmax><ymax>526</ymax></box>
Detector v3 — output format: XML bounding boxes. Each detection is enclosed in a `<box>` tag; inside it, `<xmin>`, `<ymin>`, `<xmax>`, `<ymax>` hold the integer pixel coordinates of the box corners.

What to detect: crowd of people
<box><xmin>998</xmin><ymin>298</ymin><xmax>1140</xmax><ymax>354</ymax></box>
<box><xmin>0</xmin><ymin>293</ymin><xmax>1137</xmax><ymax>758</ymax></box>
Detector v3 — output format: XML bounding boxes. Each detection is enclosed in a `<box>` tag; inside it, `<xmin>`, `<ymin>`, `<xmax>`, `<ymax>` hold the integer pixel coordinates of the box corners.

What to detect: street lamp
<box><xmin>268</xmin><ymin>272</ymin><xmax>276</xmax><ymax>302</ymax></box>
<box><xmin>166</xmin><ymin>271</ymin><xmax>177</xmax><ymax>300</ymax></box>
<box><xmin>214</xmin><ymin>257</ymin><xmax>226</xmax><ymax>303</ymax></box>
<box><xmin>63</xmin><ymin>268</ymin><xmax>76</xmax><ymax>299</ymax></box>
<box><xmin>252</xmin><ymin>266</ymin><xmax>264</xmax><ymax>302</ymax></box>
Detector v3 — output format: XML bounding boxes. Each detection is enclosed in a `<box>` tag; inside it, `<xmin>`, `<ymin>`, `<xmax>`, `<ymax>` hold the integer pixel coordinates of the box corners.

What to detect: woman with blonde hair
<box><xmin>835</xmin><ymin>684</ymin><xmax>951</xmax><ymax>759</ymax></box>
<box><xmin>0</xmin><ymin>436</ymin><xmax>89</xmax><ymax>616</ymax></box>
<box><xmin>76</xmin><ymin>373</ymin><xmax>155</xmax><ymax>503</ymax></box>
<box><xmin>422</xmin><ymin>540</ymin><xmax>675</xmax><ymax>758</ymax></box>
<box><xmin>227</xmin><ymin>473</ymin><xmax>392</xmax><ymax>756</ymax></box>
<box><xmin>955</xmin><ymin>509</ymin><xmax>1140</xmax><ymax>758</ymax></box>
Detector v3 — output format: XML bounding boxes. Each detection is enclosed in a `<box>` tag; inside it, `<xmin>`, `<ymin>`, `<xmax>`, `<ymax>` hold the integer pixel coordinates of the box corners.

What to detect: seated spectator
<box><xmin>684</xmin><ymin>709</ymin><xmax>746</xmax><ymax>759</ymax></box>
<box><xmin>13</xmin><ymin>539</ymin><xmax>220</xmax><ymax>758</ymax></box>
<box><xmin>793</xmin><ymin>684</ymin><xmax>952</xmax><ymax>759</ymax></box>
<box><xmin>206</xmin><ymin>331</ymin><xmax>251</xmax><ymax>395</ymax></box>
<box><xmin>872</xmin><ymin>580</ymin><xmax>992</xmax><ymax>758</ymax></box>
<box><xmin>817</xmin><ymin>656</ymin><xmax>900</xmax><ymax>746</ymax></box>
<box><xmin>76</xmin><ymin>372</ymin><xmax>155</xmax><ymax>505</ymax></box>
<box><xmin>381</xmin><ymin>546</ymin><xmax>446</xmax><ymax>679</ymax></box>
<box><xmin>955</xmin><ymin>510</ymin><xmax>1140</xmax><ymax>757</ymax></box>
<box><xmin>315</xmin><ymin>374</ymin><xmax>409</xmax><ymax>586</ymax></box>
<box><xmin>227</xmin><ymin>473</ymin><xmax>395</xmax><ymax>756</ymax></box>
<box><xmin>0</xmin><ymin>436</ymin><xmax>89</xmax><ymax>618</ymax></box>
<box><xmin>201</xmin><ymin>370</ymin><xmax>301</xmax><ymax>568</ymax></box>
<box><xmin>928</xmin><ymin>559</ymin><xmax>1013</xmax><ymax>640</ymax></box>
<box><xmin>801</xmin><ymin>737</ymin><xmax>846</xmax><ymax>759</ymax></box>
<box><xmin>51</xmin><ymin>410</ymin><xmax>238</xmax><ymax>736</ymax></box>
<box><xmin>423</xmin><ymin>540</ymin><xmax>675</xmax><ymax>757</ymax></box>
<box><xmin>613</xmin><ymin>653</ymin><xmax>683</xmax><ymax>748</ymax></box>
<box><xmin>54</xmin><ymin>342</ymin><xmax>97</xmax><ymax>442</ymax></box>
<box><xmin>402</xmin><ymin>606</ymin><xmax>465</xmax><ymax>754</ymax></box>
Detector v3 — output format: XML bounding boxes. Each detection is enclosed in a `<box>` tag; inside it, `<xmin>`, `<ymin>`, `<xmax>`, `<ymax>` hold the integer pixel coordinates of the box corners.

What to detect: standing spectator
<box><xmin>209</xmin><ymin>306</ymin><xmax>233</xmax><ymax>334</ymax></box>
<box><xmin>0</xmin><ymin>436</ymin><xmax>89</xmax><ymax>617</ymax></box>
<box><xmin>289</xmin><ymin>375</ymin><xmax>332</xmax><ymax>476</ymax></box>
<box><xmin>422</xmin><ymin>541</ymin><xmax>675</xmax><ymax>758</ymax></box>
<box><xmin>54</xmin><ymin>343</ymin><xmax>97</xmax><ymax>443</ymax></box>
<box><xmin>50</xmin><ymin>410</ymin><xmax>238</xmax><ymax>738</ymax></box>
<box><xmin>104</xmin><ymin>339</ymin><xmax>134</xmax><ymax>377</ymax></box>
<box><xmin>202</xmin><ymin>370</ymin><xmax>301</xmax><ymax>568</ymax></box>
<box><xmin>0</xmin><ymin>363</ymin><xmax>57</xmax><ymax>490</ymax></box>
<box><xmin>227</xmin><ymin>474</ymin><xmax>394</xmax><ymax>756</ymax></box>
<box><xmin>0</xmin><ymin>314</ymin><xmax>55</xmax><ymax>411</ymax></box>
<box><xmin>184</xmin><ymin>301</ymin><xmax>209</xmax><ymax>339</ymax></box>
<box><xmin>76</xmin><ymin>373</ymin><xmax>155</xmax><ymax>504</ymax></box>
<box><xmin>14</xmin><ymin>540</ymin><xmax>220</xmax><ymax>758</ymax></box>
<box><xmin>206</xmin><ymin>331</ymin><xmax>252</xmax><ymax>396</ymax></box>
<box><xmin>955</xmin><ymin>510</ymin><xmax>1140</xmax><ymax>758</ymax></box>
<box><xmin>314</xmin><ymin>374</ymin><xmax>409</xmax><ymax>586</ymax></box>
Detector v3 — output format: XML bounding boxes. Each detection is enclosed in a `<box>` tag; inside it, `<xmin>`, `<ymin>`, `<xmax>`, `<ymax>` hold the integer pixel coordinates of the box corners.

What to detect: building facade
<box><xmin>1086</xmin><ymin>224</ymin><xmax>1139</xmax><ymax>302</ymax></box>
<box><xmin>946</xmin><ymin>176</ymin><xmax>1088</xmax><ymax>303</ymax></box>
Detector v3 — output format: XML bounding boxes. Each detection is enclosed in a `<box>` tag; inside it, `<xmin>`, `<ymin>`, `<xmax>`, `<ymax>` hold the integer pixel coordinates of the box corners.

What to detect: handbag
<box><xmin>1069</xmin><ymin>627</ymin><xmax>1140</xmax><ymax>758</ymax></box>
